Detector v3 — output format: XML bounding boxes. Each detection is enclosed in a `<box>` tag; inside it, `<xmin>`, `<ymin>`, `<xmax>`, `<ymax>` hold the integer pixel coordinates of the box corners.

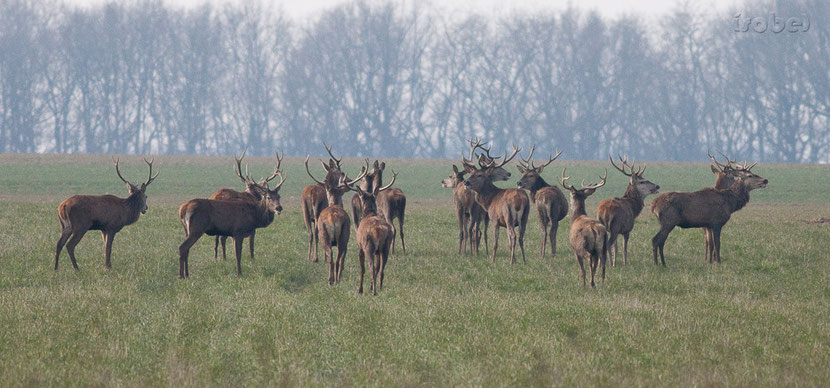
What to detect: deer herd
<box><xmin>53</xmin><ymin>141</ymin><xmax>768</xmax><ymax>292</ymax></box>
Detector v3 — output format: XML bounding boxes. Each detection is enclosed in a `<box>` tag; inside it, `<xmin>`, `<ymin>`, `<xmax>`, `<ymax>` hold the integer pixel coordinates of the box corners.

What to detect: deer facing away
<box><xmin>55</xmin><ymin>158</ymin><xmax>159</xmax><ymax>270</ymax></box>
<box><xmin>516</xmin><ymin>145</ymin><xmax>568</xmax><ymax>260</ymax></box>
<box><xmin>560</xmin><ymin>168</ymin><xmax>608</xmax><ymax>288</ymax></box>
<box><xmin>301</xmin><ymin>144</ymin><xmax>344</xmax><ymax>262</ymax></box>
<box><xmin>353</xmin><ymin>171</ymin><xmax>398</xmax><ymax>295</ymax></box>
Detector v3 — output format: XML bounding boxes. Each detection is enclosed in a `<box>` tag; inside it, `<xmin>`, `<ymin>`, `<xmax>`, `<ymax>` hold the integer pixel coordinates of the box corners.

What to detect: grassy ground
<box><xmin>0</xmin><ymin>153</ymin><xmax>828</xmax><ymax>386</ymax></box>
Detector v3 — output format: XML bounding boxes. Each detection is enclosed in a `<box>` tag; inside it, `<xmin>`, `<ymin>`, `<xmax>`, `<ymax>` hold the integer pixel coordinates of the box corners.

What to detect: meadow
<box><xmin>0</xmin><ymin>153</ymin><xmax>828</xmax><ymax>386</ymax></box>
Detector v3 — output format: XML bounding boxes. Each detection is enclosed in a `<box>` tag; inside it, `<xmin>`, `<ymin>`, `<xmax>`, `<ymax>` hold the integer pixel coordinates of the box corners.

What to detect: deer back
<box><xmin>59</xmin><ymin>192</ymin><xmax>146</xmax><ymax>231</ymax></box>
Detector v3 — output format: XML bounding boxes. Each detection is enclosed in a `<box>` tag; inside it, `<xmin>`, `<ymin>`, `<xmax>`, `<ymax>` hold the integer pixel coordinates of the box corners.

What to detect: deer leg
<box><xmin>550</xmin><ymin>223</ymin><xmax>558</xmax><ymax>259</ymax></box>
<box><xmin>54</xmin><ymin>229</ymin><xmax>72</xmax><ymax>271</ymax></box>
<box><xmin>490</xmin><ymin>226</ymin><xmax>500</xmax><ymax>263</ymax></box>
<box><xmin>398</xmin><ymin>214</ymin><xmax>406</xmax><ymax>254</ymax></box>
<box><xmin>576</xmin><ymin>254</ymin><xmax>586</xmax><ymax>287</ymax></box>
<box><xmin>178</xmin><ymin>232</ymin><xmax>201</xmax><ymax>279</ymax></box>
<box><xmin>457</xmin><ymin>208</ymin><xmax>466</xmax><ymax>255</ymax></box>
<box><xmin>233</xmin><ymin>236</ymin><xmax>244</xmax><ymax>276</ymax></box>
<box><xmin>369</xmin><ymin>249</ymin><xmax>378</xmax><ymax>295</ymax></box>
<box><xmin>357</xmin><ymin>248</ymin><xmax>366</xmax><ymax>294</ymax></box>
<box><xmin>483</xmin><ymin>217</ymin><xmax>490</xmax><ymax>256</ymax></box>
<box><xmin>65</xmin><ymin>228</ymin><xmax>87</xmax><ymax>270</ymax></box>
<box><xmin>221</xmin><ymin>236</ymin><xmax>228</xmax><ymax>260</ymax></box>
<box><xmin>337</xmin><ymin>239</ymin><xmax>348</xmax><ymax>284</ymax></box>
<box><xmin>713</xmin><ymin>226</ymin><xmax>723</xmax><ymax>264</ymax></box>
<box><xmin>607</xmin><ymin>231</ymin><xmax>618</xmax><ymax>267</ymax></box>
<box><xmin>249</xmin><ymin>231</ymin><xmax>255</xmax><ymax>262</ymax></box>
<box><xmin>518</xmin><ymin>208</ymin><xmax>528</xmax><ymax>264</ymax></box>
<box><xmin>589</xmin><ymin>254</ymin><xmax>598</xmax><ymax>288</ymax></box>
<box><xmin>104</xmin><ymin>231</ymin><xmax>115</xmax><ymax>269</ymax></box>
<box><xmin>507</xmin><ymin>224</ymin><xmax>516</xmax><ymax>265</ymax></box>
<box><xmin>379</xmin><ymin>244</ymin><xmax>390</xmax><ymax>291</ymax></box>
<box><xmin>652</xmin><ymin>225</ymin><xmax>673</xmax><ymax>266</ymax></box>
<box><xmin>622</xmin><ymin>232</ymin><xmax>630</xmax><ymax>266</ymax></box>
<box><xmin>213</xmin><ymin>237</ymin><xmax>219</xmax><ymax>260</ymax></box>
<box><xmin>539</xmin><ymin>218</ymin><xmax>548</xmax><ymax>261</ymax></box>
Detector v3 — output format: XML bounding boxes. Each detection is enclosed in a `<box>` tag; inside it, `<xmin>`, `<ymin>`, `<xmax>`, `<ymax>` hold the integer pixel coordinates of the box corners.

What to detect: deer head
<box><xmin>442</xmin><ymin>165</ymin><xmax>466</xmax><ymax>188</ymax></box>
<box><xmin>113</xmin><ymin>157</ymin><xmax>159</xmax><ymax>214</ymax></box>
<box><xmin>516</xmin><ymin>145</ymin><xmax>562</xmax><ymax>190</ymax></box>
<box><xmin>560</xmin><ymin>168</ymin><xmax>607</xmax><ymax>206</ymax></box>
<box><xmin>461</xmin><ymin>138</ymin><xmax>511</xmax><ymax>182</ymax></box>
<box><xmin>246</xmin><ymin>152</ymin><xmax>286</xmax><ymax>214</ymax></box>
<box><xmin>609</xmin><ymin>154</ymin><xmax>659</xmax><ymax>196</ymax></box>
<box><xmin>464</xmin><ymin>144</ymin><xmax>520</xmax><ymax>192</ymax></box>
<box><xmin>353</xmin><ymin>170</ymin><xmax>398</xmax><ymax>216</ymax></box>
<box><xmin>306</xmin><ymin>156</ymin><xmax>368</xmax><ymax>205</ymax></box>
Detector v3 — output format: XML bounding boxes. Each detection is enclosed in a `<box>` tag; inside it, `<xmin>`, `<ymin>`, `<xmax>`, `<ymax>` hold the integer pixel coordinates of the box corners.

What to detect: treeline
<box><xmin>0</xmin><ymin>0</ymin><xmax>828</xmax><ymax>162</ymax></box>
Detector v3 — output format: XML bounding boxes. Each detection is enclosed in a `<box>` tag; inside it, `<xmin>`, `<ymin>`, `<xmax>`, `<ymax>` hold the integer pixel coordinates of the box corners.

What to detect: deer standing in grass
<box><xmin>451</xmin><ymin>138</ymin><xmax>512</xmax><ymax>255</ymax></box>
<box><xmin>301</xmin><ymin>144</ymin><xmax>343</xmax><ymax>262</ymax></box>
<box><xmin>351</xmin><ymin>160</ymin><xmax>384</xmax><ymax>229</ymax></box>
<box><xmin>463</xmin><ymin>145</ymin><xmax>529</xmax><ymax>264</ymax></box>
<box><xmin>560</xmin><ymin>169</ymin><xmax>608</xmax><ymax>288</ymax></box>
<box><xmin>516</xmin><ymin>146</ymin><xmax>568</xmax><ymax>260</ymax></box>
<box><xmin>177</xmin><ymin>159</ymin><xmax>285</xmax><ymax>278</ymax></box>
<box><xmin>306</xmin><ymin>157</ymin><xmax>367</xmax><ymax>284</ymax></box>
<box><xmin>703</xmin><ymin>151</ymin><xmax>754</xmax><ymax>263</ymax></box>
<box><xmin>650</xmin><ymin>163</ymin><xmax>767</xmax><ymax>266</ymax></box>
<box><xmin>55</xmin><ymin>158</ymin><xmax>159</xmax><ymax>270</ymax></box>
<box><xmin>353</xmin><ymin>171</ymin><xmax>398</xmax><ymax>295</ymax></box>
<box><xmin>596</xmin><ymin>156</ymin><xmax>660</xmax><ymax>266</ymax></box>
<box><xmin>442</xmin><ymin>165</ymin><xmax>486</xmax><ymax>254</ymax></box>
<box><xmin>210</xmin><ymin>149</ymin><xmax>284</xmax><ymax>261</ymax></box>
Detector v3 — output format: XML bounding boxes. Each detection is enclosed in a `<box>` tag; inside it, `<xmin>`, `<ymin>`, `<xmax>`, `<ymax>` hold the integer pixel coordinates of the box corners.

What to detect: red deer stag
<box><xmin>301</xmin><ymin>144</ymin><xmax>344</xmax><ymax>262</ymax></box>
<box><xmin>596</xmin><ymin>155</ymin><xmax>660</xmax><ymax>266</ymax></box>
<box><xmin>650</xmin><ymin>164</ymin><xmax>767</xmax><ymax>266</ymax></box>
<box><xmin>210</xmin><ymin>149</ymin><xmax>284</xmax><ymax>261</ymax></box>
<box><xmin>55</xmin><ymin>158</ymin><xmax>159</xmax><ymax>270</ymax></box>
<box><xmin>351</xmin><ymin>159</ymin><xmax>408</xmax><ymax>254</ymax></box>
<box><xmin>351</xmin><ymin>159</ymin><xmax>383</xmax><ymax>229</ymax></box>
<box><xmin>463</xmin><ymin>145</ymin><xmax>529</xmax><ymax>264</ymax></box>
<box><xmin>454</xmin><ymin>138</ymin><xmax>512</xmax><ymax>255</ymax></box>
<box><xmin>560</xmin><ymin>169</ymin><xmax>608</xmax><ymax>288</ymax></box>
<box><xmin>516</xmin><ymin>145</ymin><xmax>568</xmax><ymax>260</ymax></box>
<box><xmin>441</xmin><ymin>165</ymin><xmax>486</xmax><ymax>254</ymax></box>
<box><xmin>306</xmin><ymin>157</ymin><xmax>368</xmax><ymax>284</ymax></box>
<box><xmin>702</xmin><ymin>150</ymin><xmax>756</xmax><ymax>262</ymax></box>
<box><xmin>353</xmin><ymin>171</ymin><xmax>398</xmax><ymax>295</ymax></box>
<box><xmin>177</xmin><ymin>161</ymin><xmax>285</xmax><ymax>278</ymax></box>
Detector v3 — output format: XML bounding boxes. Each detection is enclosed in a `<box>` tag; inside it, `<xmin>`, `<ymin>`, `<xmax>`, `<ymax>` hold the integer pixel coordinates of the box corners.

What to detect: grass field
<box><xmin>0</xmin><ymin>153</ymin><xmax>828</xmax><ymax>386</ymax></box>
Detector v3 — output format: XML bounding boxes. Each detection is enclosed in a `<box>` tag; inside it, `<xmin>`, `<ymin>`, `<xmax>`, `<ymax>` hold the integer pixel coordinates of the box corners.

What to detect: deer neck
<box><xmin>124</xmin><ymin>192</ymin><xmax>144</xmax><ymax>221</ymax></box>
<box><xmin>256</xmin><ymin>198</ymin><xmax>275</xmax><ymax>227</ymax></box>
<box><xmin>528</xmin><ymin>176</ymin><xmax>550</xmax><ymax>200</ymax></box>
<box><xmin>471</xmin><ymin>180</ymin><xmax>501</xmax><ymax>209</ymax></box>
<box><xmin>622</xmin><ymin>183</ymin><xmax>645</xmax><ymax>216</ymax></box>
<box><xmin>361</xmin><ymin>203</ymin><xmax>379</xmax><ymax>219</ymax></box>
<box><xmin>570</xmin><ymin>197</ymin><xmax>588</xmax><ymax>221</ymax></box>
<box><xmin>726</xmin><ymin>183</ymin><xmax>751</xmax><ymax>213</ymax></box>
<box><xmin>326</xmin><ymin>191</ymin><xmax>344</xmax><ymax>207</ymax></box>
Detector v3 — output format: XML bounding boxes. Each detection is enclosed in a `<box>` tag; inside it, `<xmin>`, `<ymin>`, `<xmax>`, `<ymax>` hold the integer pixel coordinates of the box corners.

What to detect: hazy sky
<box><xmin>66</xmin><ymin>0</ymin><xmax>739</xmax><ymax>21</ymax></box>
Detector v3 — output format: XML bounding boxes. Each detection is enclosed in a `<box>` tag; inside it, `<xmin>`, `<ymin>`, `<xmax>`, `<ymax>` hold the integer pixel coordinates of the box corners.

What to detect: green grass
<box><xmin>0</xmin><ymin>153</ymin><xmax>828</xmax><ymax>386</ymax></box>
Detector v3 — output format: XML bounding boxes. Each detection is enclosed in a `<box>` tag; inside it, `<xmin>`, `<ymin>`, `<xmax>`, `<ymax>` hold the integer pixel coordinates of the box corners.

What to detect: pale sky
<box><xmin>65</xmin><ymin>0</ymin><xmax>739</xmax><ymax>21</ymax></box>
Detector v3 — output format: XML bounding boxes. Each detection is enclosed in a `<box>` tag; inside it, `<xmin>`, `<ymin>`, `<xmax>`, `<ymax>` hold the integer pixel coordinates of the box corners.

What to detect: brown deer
<box><xmin>306</xmin><ymin>156</ymin><xmax>368</xmax><ymax>284</ymax></box>
<box><xmin>516</xmin><ymin>145</ymin><xmax>568</xmax><ymax>260</ymax></box>
<box><xmin>177</xmin><ymin>160</ymin><xmax>285</xmax><ymax>278</ymax></box>
<box><xmin>55</xmin><ymin>158</ymin><xmax>159</xmax><ymax>270</ymax></box>
<box><xmin>560</xmin><ymin>169</ymin><xmax>608</xmax><ymax>288</ymax></box>
<box><xmin>703</xmin><ymin>150</ymin><xmax>755</xmax><ymax>262</ymax></box>
<box><xmin>650</xmin><ymin>166</ymin><xmax>768</xmax><ymax>266</ymax></box>
<box><xmin>596</xmin><ymin>155</ymin><xmax>660</xmax><ymax>266</ymax></box>
<box><xmin>441</xmin><ymin>165</ymin><xmax>486</xmax><ymax>254</ymax></box>
<box><xmin>301</xmin><ymin>144</ymin><xmax>344</xmax><ymax>262</ymax></box>
<box><xmin>463</xmin><ymin>145</ymin><xmax>529</xmax><ymax>264</ymax></box>
<box><xmin>210</xmin><ymin>149</ymin><xmax>284</xmax><ymax>261</ymax></box>
<box><xmin>353</xmin><ymin>171</ymin><xmax>398</xmax><ymax>295</ymax></box>
<box><xmin>451</xmin><ymin>138</ymin><xmax>512</xmax><ymax>255</ymax></box>
<box><xmin>351</xmin><ymin>159</ymin><xmax>383</xmax><ymax>229</ymax></box>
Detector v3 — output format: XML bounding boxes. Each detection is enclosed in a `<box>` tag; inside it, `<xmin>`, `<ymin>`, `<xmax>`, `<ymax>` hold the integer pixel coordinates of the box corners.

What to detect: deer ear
<box><xmin>710</xmin><ymin>164</ymin><xmax>720</xmax><ymax>175</ymax></box>
<box><xmin>379</xmin><ymin>162</ymin><xmax>385</xmax><ymax>171</ymax></box>
<box><xmin>452</xmin><ymin>165</ymin><xmax>459</xmax><ymax>173</ymax></box>
<box><xmin>463</xmin><ymin>164</ymin><xmax>476</xmax><ymax>174</ymax></box>
<box><xmin>537</xmin><ymin>165</ymin><xmax>545</xmax><ymax>174</ymax></box>
<box><xmin>585</xmin><ymin>188</ymin><xmax>597</xmax><ymax>196</ymax></box>
<box><xmin>516</xmin><ymin>165</ymin><xmax>525</xmax><ymax>174</ymax></box>
<box><xmin>373</xmin><ymin>160</ymin><xmax>379</xmax><ymax>169</ymax></box>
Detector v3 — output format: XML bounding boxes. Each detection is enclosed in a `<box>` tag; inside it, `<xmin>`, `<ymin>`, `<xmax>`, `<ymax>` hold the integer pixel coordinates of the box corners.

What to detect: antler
<box><xmin>377</xmin><ymin>170</ymin><xmax>398</xmax><ymax>192</ymax></box>
<box><xmin>233</xmin><ymin>148</ymin><xmax>255</xmax><ymax>185</ymax></box>
<box><xmin>261</xmin><ymin>152</ymin><xmax>286</xmax><ymax>190</ymax></box>
<box><xmin>113</xmin><ymin>157</ymin><xmax>133</xmax><ymax>186</ymax></box>
<box><xmin>323</xmin><ymin>143</ymin><xmax>342</xmax><ymax>169</ymax></box>
<box><xmin>560</xmin><ymin>168</ymin><xmax>574</xmax><ymax>191</ymax></box>
<box><xmin>521</xmin><ymin>145</ymin><xmax>561</xmax><ymax>171</ymax></box>
<box><xmin>708</xmin><ymin>149</ymin><xmax>735</xmax><ymax>173</ymax></box>
<box><xmin>305</xmin><ymin>155</ymin><xmax>324</xmax><ymax>185</ymax></box>
<box><xmin>609</xmin><ymin>154</ymin><xmax>644</xmax><ymax>177</ymax></box>
<box><xmin>344</xmin><ymin>159</ymin><xmax>370</xmax><ymax>186</ymax></box>
<box><xmin>462</xmin><ymin>137</ymin><xmax>489</xmax><ymax>168</ymax></box>
<box><xmin>143</xmin><ymin>157</ymin><xmax>159</xmax><ymax>187</ymax></box>
<box><xmin>580</xmin><ymin>169</ymin><xmax>608</xmax><ymax>190</ymax></box>
<box><xmin>485</xmin><ymin>144</ymin><xmax>520</xmax><ymax>169</ymax></box>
